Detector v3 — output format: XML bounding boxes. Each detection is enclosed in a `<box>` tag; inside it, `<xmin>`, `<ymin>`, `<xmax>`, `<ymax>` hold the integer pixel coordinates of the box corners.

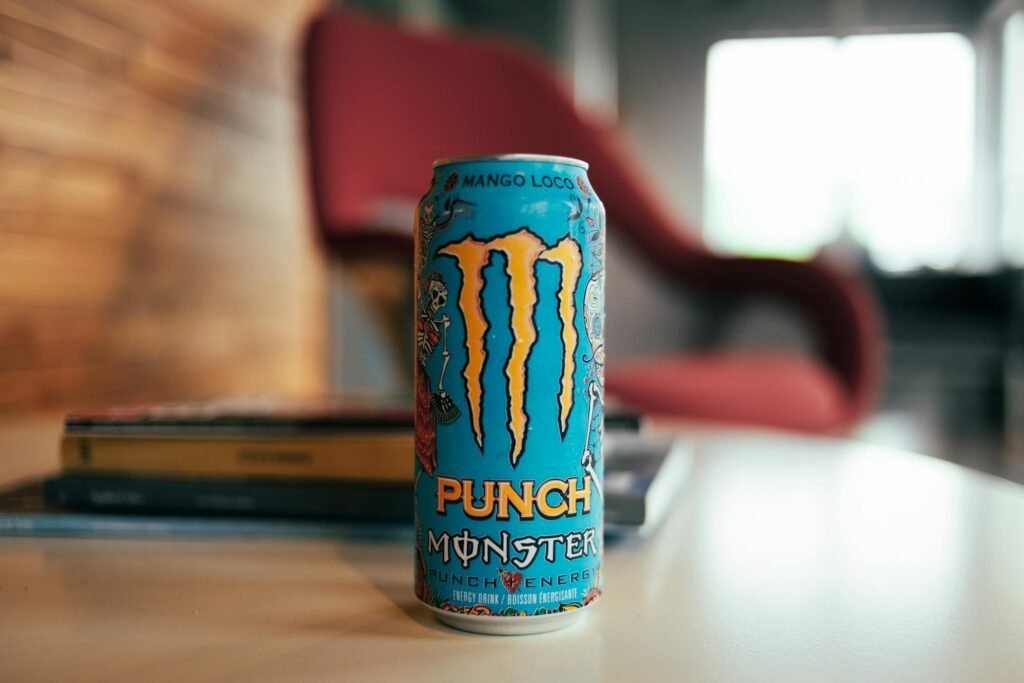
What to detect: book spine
<box><xmin>43</xmin><ymin>477</ymin><xmax>413</xmax><ymax>522</ymax></box>
<box><xmin>60</xmin><ymin>434</ymin><xmax>413</xmax><ymax>482</ymax></box>
<box><xmin>0</xmin><ymin>512</ymin><xmax>413</xmax><ymax>539</ymax></box>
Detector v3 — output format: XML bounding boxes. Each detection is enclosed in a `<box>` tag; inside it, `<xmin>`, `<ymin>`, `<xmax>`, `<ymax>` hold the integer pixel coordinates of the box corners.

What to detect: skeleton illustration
<box><xmin>419</xmin><ymin>196</ymin><xmax>475</xmax><ymax>254</ymax></box>
<box><xmin>416</xmin><ymin>274</ymin><xmax>443</xmax><ymax>359</ymax></box>
<box><xmin>426</xmin><ymin>277</ymin><xmax>459</xmax><ymax>424</ymax></box>
<box><xmin>414</xmin><ymin>184</ymin><xmax>473</xmax><ymax>478</ymax></box>
<box><xmin>415</xmin><ymin>273</ymin><xmax>460</xmax><ymax>477</ymax></box>
<box><xmin>580</xmin><ymin>271</ymin><xmax>605</xmax><ymax>499</ymax></box>
<box><xmin>583</xmin><ymin>272</ymin><xmax>605</xmax><ymax>373</ymax></box>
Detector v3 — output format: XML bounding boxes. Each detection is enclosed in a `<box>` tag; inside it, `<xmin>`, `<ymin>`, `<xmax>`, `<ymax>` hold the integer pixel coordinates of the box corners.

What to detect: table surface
<box><xmin>1</xmin><ymin>415</ymin><xmax>1023</xmax><ymax>682</ymax></box>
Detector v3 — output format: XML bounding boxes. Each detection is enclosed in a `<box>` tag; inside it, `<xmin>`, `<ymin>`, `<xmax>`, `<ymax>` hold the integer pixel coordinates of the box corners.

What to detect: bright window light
<box><xmin>1003</xmin><ymin>12</ymin><xmax>1024</xmax><ymax>265</ymax></box>
<box><xmin>704</xmin><ymin>33</ymin><xmax>976</xmax><ymax>271</ymax></box>
<box><xmin>705</xmin><ymin>37</ymin><xmax>842</xmax><ymax>259</ymax></box>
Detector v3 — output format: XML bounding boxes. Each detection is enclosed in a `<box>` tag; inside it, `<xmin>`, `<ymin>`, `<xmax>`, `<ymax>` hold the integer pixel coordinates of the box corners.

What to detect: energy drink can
<box><xmin>414</xmin><ymin>154</ymin><xmax>605</xmax><ymax>635</ymax></box>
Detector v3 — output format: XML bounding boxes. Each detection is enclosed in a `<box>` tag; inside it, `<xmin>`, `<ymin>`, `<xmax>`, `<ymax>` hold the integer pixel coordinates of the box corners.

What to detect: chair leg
<box><xmin>327</xmin><ymin>255</ymin><xmax>413</xmax><ymax>398</ymax></box>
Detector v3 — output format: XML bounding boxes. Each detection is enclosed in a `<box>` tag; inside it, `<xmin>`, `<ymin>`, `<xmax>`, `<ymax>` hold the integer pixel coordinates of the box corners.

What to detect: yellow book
<box><xmin>61</xmin><ymin>433</ymin><xmax>414</xmax><ymax>482</ymax></box>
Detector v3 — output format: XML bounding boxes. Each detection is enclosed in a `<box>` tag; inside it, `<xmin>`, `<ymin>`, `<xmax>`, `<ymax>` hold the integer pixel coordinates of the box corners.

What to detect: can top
<box><xmin>432</xmin><ymin>153</ymin><xmax>588</xmax><ymax>170</ymax></box>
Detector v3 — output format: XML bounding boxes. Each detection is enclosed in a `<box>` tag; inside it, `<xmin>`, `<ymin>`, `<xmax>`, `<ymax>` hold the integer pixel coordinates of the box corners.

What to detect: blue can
<box><xmin>414</xmin><ymin>154</ymin><xmax>605</xmax><ymax>635</ymax></box>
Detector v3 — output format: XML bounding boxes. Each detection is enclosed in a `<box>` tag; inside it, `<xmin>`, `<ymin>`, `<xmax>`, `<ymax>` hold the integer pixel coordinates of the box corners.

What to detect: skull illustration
<box><xmin>583</xmin><ymin>272</ymin><xmax>605</xmax><ymax>369</ymax></box>
<box><xmin>426</xmin><ymin>275</ymin><xmax>448</xmax><ymax>315</ymax></box>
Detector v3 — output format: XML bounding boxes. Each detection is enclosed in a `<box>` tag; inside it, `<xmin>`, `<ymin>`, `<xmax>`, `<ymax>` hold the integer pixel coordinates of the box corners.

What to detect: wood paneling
<box><xmin>0</xmin><ymin>0</ymin><xmax>328</xmax><ymax>411</ymax></box>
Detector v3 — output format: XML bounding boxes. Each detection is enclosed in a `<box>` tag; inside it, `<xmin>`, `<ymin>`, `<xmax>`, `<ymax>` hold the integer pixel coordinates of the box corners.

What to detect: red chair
<box><xmin>303</xmin><ymin>10</ymin><xmax>882</xmax><ymax>433</ymax></box>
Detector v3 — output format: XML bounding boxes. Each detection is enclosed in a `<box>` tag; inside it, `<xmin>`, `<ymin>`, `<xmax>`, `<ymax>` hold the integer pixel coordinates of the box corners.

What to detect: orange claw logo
<box><xmin>439</xmin><ymin>228</ymin><xmax>583</xmax><ymax>466</ymax></box>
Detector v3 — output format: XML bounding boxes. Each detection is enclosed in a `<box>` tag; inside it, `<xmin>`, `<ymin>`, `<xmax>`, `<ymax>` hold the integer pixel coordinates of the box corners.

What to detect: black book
<box><xmin>604</xmin><ymin>435</ymin><xmax>692</xmax><ymax>535</ymax></box>
<box><xmin>43</xmin><ymin>476</ymin><xmax>413</xmax><ymax>523</ymax></box>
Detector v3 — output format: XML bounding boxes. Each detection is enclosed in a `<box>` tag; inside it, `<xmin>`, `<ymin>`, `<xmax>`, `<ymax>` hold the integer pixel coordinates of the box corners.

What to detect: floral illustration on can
<box><xmin>414</xmin><ymin>155</ymin><xmax>604</xmax><ymax>632</ymax></box>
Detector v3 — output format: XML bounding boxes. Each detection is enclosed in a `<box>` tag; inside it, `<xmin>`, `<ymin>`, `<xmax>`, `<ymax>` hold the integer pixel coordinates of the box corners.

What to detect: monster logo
<box><xmin>439</xmin><ymin>227</ymin><xmax>583</xmax><ymax>466</ymax></box>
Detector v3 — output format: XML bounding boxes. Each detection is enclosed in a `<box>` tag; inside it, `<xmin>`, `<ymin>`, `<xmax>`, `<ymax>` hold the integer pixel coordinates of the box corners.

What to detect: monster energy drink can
<box><xmin>414</xmin><ymin>154</ymin><xmax>605</xmax><ymax>635</ymax></box>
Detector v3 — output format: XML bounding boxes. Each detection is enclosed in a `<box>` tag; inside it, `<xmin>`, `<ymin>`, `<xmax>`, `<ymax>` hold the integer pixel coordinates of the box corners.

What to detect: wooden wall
<box><xmin>0</xmin><ymin>0</ymin><xmax>328</xmax><ymax>411</ymax></box>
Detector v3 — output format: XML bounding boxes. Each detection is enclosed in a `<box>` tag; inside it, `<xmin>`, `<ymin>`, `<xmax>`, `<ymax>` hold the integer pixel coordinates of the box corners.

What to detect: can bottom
<box><xmin>426</xmin><ymin>604</ymin><xmax>588</xmax><ymax>636</ymax></box>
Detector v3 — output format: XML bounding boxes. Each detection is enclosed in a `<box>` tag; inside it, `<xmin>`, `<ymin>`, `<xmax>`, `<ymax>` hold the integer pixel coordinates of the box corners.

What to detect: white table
<box><xmin>1</xmin><ymin>419</ymin><xmax>1023</xmax><ymax>682</ymax></box>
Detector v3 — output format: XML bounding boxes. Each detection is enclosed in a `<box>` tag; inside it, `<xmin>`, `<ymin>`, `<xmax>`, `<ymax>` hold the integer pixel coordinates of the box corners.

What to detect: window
<box><xmin>704</xmin><ymin>33</ymin><xmax>976</xmax><ymax>271</ymax></box>
<box><xmin>705</xmin><ymin>37</ymin><xmax>842</xmax><ymax>260</ymax></box>
<box><xmin>1003</xmin><ymin>12</ymin><xmax>1024</xmax><ymax>264</ymax></box>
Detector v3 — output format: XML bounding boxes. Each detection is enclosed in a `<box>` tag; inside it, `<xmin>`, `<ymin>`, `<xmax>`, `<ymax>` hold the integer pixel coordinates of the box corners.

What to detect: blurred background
<box><xmin>2</xmin><ymin>0</ymin><xmax>1023</xmax><ymax>481</ymax></box>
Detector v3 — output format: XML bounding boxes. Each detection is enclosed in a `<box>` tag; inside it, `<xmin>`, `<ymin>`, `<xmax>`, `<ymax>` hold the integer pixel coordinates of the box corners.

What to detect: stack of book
<box><xmin>31</xmin><ymin>396</ymin><xmax>687</xmax><ymax>536</ymax></box>
<box><xmin>47</xmin><ymin>396</ymin><xmax>418</xmax><ymax>523</ymax></box>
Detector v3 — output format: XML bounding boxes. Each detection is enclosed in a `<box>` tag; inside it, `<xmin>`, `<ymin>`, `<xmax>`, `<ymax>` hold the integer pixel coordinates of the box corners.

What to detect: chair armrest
<box><xmin>581</xmin><ymin>128</ymin><xmax>882</xmax><ymax>427</ymax></box>
<box><xmin>681</xmin><ymin>255</ymin><xmax>883</xmax><ymax>427</ymax></box>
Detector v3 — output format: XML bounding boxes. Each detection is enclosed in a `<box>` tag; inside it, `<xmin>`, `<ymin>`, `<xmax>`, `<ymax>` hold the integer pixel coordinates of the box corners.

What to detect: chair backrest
<box><xmin>304</xmin><ymin>10</ymin><xmax>702</xmax><ymax>263</ymax></box>
<box><xmin>303</xmin><ymin>9</ymin><xmax>881</xmax><ymax>425</ymax></box>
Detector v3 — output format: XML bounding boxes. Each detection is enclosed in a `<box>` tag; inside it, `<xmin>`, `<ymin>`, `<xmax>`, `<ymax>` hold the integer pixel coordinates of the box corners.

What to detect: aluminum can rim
<box><xmin>432</xmin><ymin>153</ymin><xmax>589</xmax><ymax>170</ymax></box>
